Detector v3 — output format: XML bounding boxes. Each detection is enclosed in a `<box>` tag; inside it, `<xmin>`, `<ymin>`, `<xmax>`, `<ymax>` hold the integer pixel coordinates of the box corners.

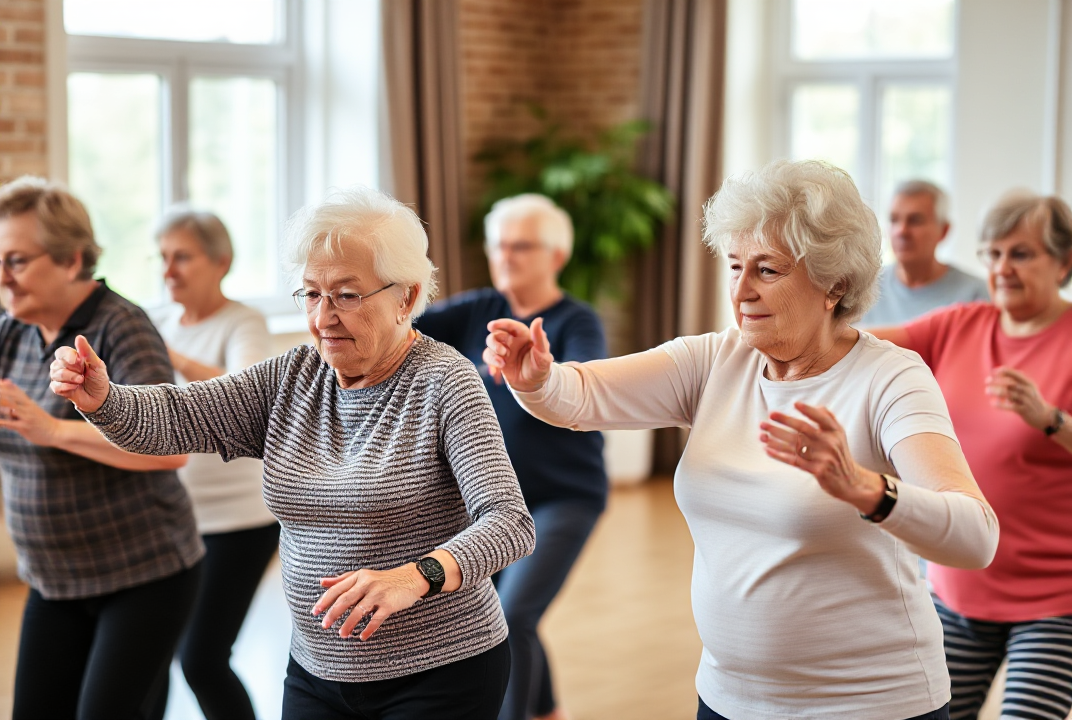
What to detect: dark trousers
<box><xmin>495</xmin><ymin>500</ymin><xmax>602</xmax><ymax>720</ymax></box>
<box><xmin>281</xmin><ymin>639</ymin><xmax>511</xmax><ymax>720</ymax></box>
<box><xmin>173</xmin><ymin>522</ymin><xmax>280</xmax><ymax>720</ymax></box>
<box><xmin>13</xmin><ymin>563</ymin><xmax>202</xmax><ymax>720</ymax></box>
<box><xmin>697</xmin><ymin>697</ymin><xmax>950</xmax><ymax>720</ymax></box>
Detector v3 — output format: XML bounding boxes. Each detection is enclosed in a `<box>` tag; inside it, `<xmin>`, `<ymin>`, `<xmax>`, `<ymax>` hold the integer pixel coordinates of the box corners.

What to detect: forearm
<box><xmin>879</xmin><ymin>482</ymin><xmax>999</xmax><ymax>569</ymax></box>
<box><xmin>439</xmin><ymin>496</ymin><xmax>535</xmax><ymax>590</ymax></box>
<box><xmin>1046</xmin><ymin>410</ymin><xmax>1072</xmax><ymax>455</ymax></box>
<box><xmin>52</xmin><ymin>419</ymin><xmax>188</xmax><ymax>471</ymax></box>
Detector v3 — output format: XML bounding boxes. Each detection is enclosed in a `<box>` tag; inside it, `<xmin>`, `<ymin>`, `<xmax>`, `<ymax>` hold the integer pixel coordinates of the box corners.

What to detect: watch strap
<box><xmin>860</xmin><ymin>474</ymin><xmax>898</xmax><ymax>524</ymax></box>
<box><xmin>1044</xmin><ymin>408</ymin><xmax>1065</xmax><ymax>437</ymax></box>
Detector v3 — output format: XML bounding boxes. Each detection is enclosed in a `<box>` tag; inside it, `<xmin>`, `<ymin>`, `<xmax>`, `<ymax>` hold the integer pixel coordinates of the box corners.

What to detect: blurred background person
<box><xmin>50</xmin><ymin>186</ymin><xmax>535</xmax><ymax>720</ymax></box>
<box><xmin>418</xmin><ymin>194</ymin><xmax>607</xmax><ymax>720</ymax></box>
<box><xmin>871</xmin><ymin>191</ymin><xmax>1072</xmax><ymax>720</ymax></box>
<box><xmin>484</xmin><ymin>161</ymin><xmax>998</xmax><ymax>720</ymax></box>
<box><xmin>150</xmin><ymin>207</ymin><xmax>278</xmax><ymax>720</ymax></box>
<box><xmin>0</xmin><ymin>176</ymin><xmax>202</xmax><ymax>720</ymax></box>
<box><xmin>860</xmin><ymin>180</ymin><xmax>988</xmax><ymax>326</ymax></box>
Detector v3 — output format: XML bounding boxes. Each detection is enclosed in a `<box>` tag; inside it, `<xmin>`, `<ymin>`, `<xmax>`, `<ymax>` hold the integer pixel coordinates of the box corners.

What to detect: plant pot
<box><xmin>603</xmin><ymin>428</ymin><xmax>655</xmax><ymax>486</ymax></box>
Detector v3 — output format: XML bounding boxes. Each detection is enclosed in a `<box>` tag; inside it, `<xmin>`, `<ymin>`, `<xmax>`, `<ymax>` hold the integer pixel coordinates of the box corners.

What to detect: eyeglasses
<box><xmin>976</xmin><ymin>246</ymin><xmax>1047</xmax><ymax>268</ymax></box>
<box><xmin>487</xmin><ymin>240</ymin><xmax>545</xmax><ymax>255</ymax></box>
<box><xmin>0</xmin><ymin>251</ymin><xmax>48</xmax><ymax>276</ymax></box>
<box><xmin>292</xmin><ymin>283</ymin><xmax>396</xmax><ymax>314</ymax></box>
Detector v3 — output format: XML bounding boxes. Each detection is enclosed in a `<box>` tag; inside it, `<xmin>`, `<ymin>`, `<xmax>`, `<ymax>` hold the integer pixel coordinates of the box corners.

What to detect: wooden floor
<box><xmin>0</xmin><ymin>478</ymin><xmax>1027</xmax><ymax>719</ymax></box>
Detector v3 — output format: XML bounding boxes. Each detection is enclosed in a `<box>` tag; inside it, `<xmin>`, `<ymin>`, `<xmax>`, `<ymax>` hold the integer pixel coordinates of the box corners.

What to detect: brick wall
<box><xmin>0</xmin><ymin>0</ymin><xmax>47</xmax><ymax>183</ymax></box>
<box><xmin>459</xmin><ymin>0</ymin><xmax>645</xmax><ymax>210</ymax></box>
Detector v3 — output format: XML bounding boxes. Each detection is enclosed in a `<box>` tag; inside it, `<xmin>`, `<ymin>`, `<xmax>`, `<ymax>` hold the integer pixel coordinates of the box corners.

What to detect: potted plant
<box><xmin>474</xmin><ymin>109</ymin><xmax>675</xmax><ymax>484</ymax></box>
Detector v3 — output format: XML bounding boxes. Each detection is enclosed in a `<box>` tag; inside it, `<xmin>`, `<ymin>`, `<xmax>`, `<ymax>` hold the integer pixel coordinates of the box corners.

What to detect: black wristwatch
<box><xmin>414</xmin><ymin>556</ymin><xmax>446</xmax><ymax>598</ymax></box>
<box><xmin>1044</xmin><ymin>408</ymin><xmax>1066</xmax><ymax>437</ymax></box>
<box><xmin>860</xmin><ymin>474</ymin><xmax>898</xmax><ymax>524</ymax></box>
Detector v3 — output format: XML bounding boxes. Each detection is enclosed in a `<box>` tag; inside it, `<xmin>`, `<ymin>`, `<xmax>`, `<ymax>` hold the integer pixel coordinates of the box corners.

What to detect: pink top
<box><xmin>904</xmin><ymin>302</ymin><xmax>1072</xmax><ymax>622</ymax></box>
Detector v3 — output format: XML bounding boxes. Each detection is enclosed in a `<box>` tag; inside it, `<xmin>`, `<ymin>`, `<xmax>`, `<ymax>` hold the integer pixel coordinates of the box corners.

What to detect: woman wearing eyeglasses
<box><xmin>0</xmin><ymin>177</ymin><xmax>203</xmax><ymax>720</ymax></box>
<box><xmin>871</xmin><ymin>191</ymin><xmax>1072</xmax><ymax>720</ymax></box>
<box><xmin>49</xmin><ymin>186</ymin><xmax>535</xmax><ymax>720</ymax></box>
<box><xmin>148</xmin><ymin>207</ymin><xmax>278</xmax><ymax>720</ymax></box>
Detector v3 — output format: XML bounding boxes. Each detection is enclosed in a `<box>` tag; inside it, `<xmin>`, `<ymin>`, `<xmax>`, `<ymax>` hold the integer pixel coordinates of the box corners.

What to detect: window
<box><xmin>777</xmin><ymin>0</ymin><xmax>956</xmax><ymax>230</ymax></box>
<box><xmin>63</xmin><ymin>0</ymin><xmax>300</xmax><ymax>310</ymax></box>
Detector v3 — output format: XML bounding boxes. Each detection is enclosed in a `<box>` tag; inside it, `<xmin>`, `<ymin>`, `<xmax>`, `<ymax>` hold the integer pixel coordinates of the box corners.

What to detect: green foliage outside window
<box><xmin>473</xmin><ymin>109</ymin><xmax>675</xmax><ymax>303</ymax></box>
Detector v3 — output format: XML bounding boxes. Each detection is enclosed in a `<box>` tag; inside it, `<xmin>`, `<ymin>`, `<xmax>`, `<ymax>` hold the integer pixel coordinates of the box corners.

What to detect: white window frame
<box><xmin>771</xmin><ymin>0</ymin><xmax>958</xmax><ymax>209</ymax></box>
<box><xmin>54</xmin><ymin>0</ymin><xmax>305</xmax><ymax>316</ymax></box>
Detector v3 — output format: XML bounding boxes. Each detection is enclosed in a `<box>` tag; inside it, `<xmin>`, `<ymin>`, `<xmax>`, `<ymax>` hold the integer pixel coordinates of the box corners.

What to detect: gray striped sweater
<box><xmin>85</xmin><ymin>337</ymin><xmax>535</xmax><ymax>682</ymax></box>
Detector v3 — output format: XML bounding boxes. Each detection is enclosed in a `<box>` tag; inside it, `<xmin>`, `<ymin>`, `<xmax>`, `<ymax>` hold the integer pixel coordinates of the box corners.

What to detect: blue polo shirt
<box><xmin>417</xmin><ymin>288</ymin><xmax>608</xmax><ymax>510</ymax></box>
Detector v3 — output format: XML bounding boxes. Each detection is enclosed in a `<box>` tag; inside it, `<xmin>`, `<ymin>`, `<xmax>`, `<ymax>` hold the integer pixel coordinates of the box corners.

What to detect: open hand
<box><xmin>0</xmin><ymin>380</ymin><xmax>60</xmax><ymax>447</ymax></box>
<box><xmin>986</xmin><ymin>366</ymin><xmax>1055</xmax><ymax>431</ymax></box>
<box><xmin>482</xmin><ymin>317</ymin><xmax>554</xmax><ymax>392</ymax></box>
<box><xmin>49</xmin><ymin>335</ymin><xmax>111</xmax><ymax>413</ymax></box>
<box><xmin>311</xmin><ymin>564</ymin><xmax>429</xmax><ymax>641</ymax></box>
<box><xmin>760</xmin><ymin>401</ymin><xmax>885</xmax><ymax>515</ymax></box>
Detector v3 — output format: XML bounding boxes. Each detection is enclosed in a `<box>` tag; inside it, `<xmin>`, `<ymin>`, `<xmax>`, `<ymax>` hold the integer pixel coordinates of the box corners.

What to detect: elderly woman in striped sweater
<box><xmin>48</xmin><ymin>186</ymin><xmax>536</xmax><ymax>720</ymax></box>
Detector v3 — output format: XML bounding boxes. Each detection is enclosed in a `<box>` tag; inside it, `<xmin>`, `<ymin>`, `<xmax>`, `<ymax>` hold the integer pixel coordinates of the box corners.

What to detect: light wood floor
<box><xmin>0</xmin><ymin>479</ymin><xmax>1028</xmax><ymax>719</ymax></box>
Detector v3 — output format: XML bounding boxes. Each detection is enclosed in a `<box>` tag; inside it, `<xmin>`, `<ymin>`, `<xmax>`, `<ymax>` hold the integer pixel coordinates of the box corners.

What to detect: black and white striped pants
<box><xmin>935</xmin><ymin>594</ymin><xmax>1072</xmax><ymax>720</ymax></box>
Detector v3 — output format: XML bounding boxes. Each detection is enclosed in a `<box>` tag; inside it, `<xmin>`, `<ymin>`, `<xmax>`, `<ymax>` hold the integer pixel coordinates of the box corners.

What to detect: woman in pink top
<box><xmin>874</xmin><ymin>192</ymin><xmax>1072</xmax><ymax>720</ymax></box>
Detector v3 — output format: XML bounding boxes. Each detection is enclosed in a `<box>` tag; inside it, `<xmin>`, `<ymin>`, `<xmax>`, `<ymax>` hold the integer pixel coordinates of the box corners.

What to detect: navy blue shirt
<box><xmin>417</xmin><ymin>288</ymin><xmax>608</xmax><ymax>510</ymax></box>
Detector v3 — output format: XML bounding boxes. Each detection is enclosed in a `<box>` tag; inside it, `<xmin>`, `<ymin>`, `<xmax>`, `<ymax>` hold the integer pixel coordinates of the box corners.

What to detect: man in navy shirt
<box><xmin>418</xmin><ymin>194</ymin><xmax>606</xmax><ymax>720</ymax></box>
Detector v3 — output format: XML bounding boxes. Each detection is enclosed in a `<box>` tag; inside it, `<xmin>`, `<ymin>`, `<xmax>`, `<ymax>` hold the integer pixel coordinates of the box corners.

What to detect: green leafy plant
<box><xmin>473</xmin><ymin>109</ymin><xmax>675</xmax><ymax>302</ymax></box>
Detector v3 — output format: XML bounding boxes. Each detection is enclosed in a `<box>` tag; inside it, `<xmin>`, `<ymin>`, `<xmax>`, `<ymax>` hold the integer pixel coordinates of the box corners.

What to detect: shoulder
<box><xmin>944</xmin><ymin>265</ymin><xmax>990</xmax><ymax>292</ymax></box>
<box><xmin>218</xmin><ymin>301</ymin><xmax>269</xmax><ymax>331</ymax></box>
<box><xmin>94</xmin><ymin>291</ymin><xmax>167</xmax><ymax>347</ymax></box>
<box><xmin>556</xmin><ymin>294</ymin><xmax>603</xmax><ymax>325</ymax></box>
<box><xmin>146</xmin><ymin>302</ymin><xmax>181</xmax><ymax>327</ymax></box>
<box><xmin>660</xmin><ymin>327</ymin><xmax>754</xmax><ymax>371</ymax></box>
<box><xmin>410</xmin><ymin>336</ymin><xmax>481</xmax><ymax>380</ymax></box>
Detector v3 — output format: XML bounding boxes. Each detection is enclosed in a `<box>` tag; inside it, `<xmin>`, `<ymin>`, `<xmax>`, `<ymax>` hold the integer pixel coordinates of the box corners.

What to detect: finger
<box><xmin>793</xmin><ymin>403</ymin><xmax>840</xmax><ymax>432</ymax></box>
<box><xmin>758</xmin><ymin>422</ymin><xmax>802</xmax><ymax>447</ymax></box>
<box><xmin>311</xmin><ymin>575</ymin><xmax>357</xmax><ymax>614</ymax></box>
<box><xmin>994</xmin><ymin>366</ymin><xmax>1033</xmax><ymax>385</ymax></box>
<box><xmin>340</xmin><ymin>603</ymin><xmax>375</xmax><ymax>638</ymax></box>
<box><xmin>485</xmin><ymin>330</ymin><xmax>516</xmax><ymax>358</ymax></box>
<box><xmin>531</xmin><ymin>317</ymin><xmax>550</xmax><ymax>355</ymax></box>
<box><xmin>48</xmin><ymin>368</ymin><xmax>85</xmax><ymax>386</ymax></box>
<box><xmin>768</xmin><ymin>411</ymin><xmax>819</xmax><ymax>438</ymax></box>
<box><xmin>74</xmin><ymin>335</ymin><xmax>103</xmax><ymax>367</ymax></box>
<box><xmin>53</xmin><ymin>346</ymin><xmax>82</xmax><ymax>366</ymax></box>
<box><xmin>323</xmin><ymin>587</ymin><xmax>368</xmax><ymax>628</ymax></box>
<box><xmin>359</xmin><ymin>607</ymin><xmax>390</xmax><ymax>641</ymax></box>
<box><xmin>764</xmin><ymin>445</ymin><xmax>819</xmax><ymax>474</ymax></box>
<box><xmin>486</xmin><ymin>318</ymin><xmax>530</xmax><ymax>336</ymax></box>
<box><xmin>49</xmin><ymin>381</ymin><xmax>83</xmax><ymax>396</ymax></box>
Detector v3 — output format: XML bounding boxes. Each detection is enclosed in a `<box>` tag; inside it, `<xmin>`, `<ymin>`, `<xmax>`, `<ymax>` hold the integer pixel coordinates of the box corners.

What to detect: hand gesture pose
<box><xmin>760</xmin><ymin>401</ymin><xmax>886</xmax><ymax>515</ymax></box>
<box><xmin>0</xmin><ymin>380</ymin><xmax>60</xmax><ymax>447</ymax></box>
<box><xmin>986</xmin><ymin>366</ymin><xmax>1058</xmax><ymax>431</ymax></box>
<box><xmin>312</xmin><ymin>564</ymin><xmax>430</xmax><ymax>642</ymax></box>
<box><xmin>482</xmin><ymin>317</ymin><xmax>554</xmax><ymax>391</ymax></box>
<box><xmin>49</xmin><ymin>335</ymin><xmax>111</xmax><ymax>413</ymax></box>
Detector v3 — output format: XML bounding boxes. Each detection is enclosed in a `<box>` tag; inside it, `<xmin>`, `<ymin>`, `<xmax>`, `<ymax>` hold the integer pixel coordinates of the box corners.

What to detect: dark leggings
<box><xmin>13</xmin><ymin>563</ymin><xmax>202</xmax><ymax>720</ymax></box>
<box><xmin>494</xmin><ymin>499</ymin><xmax>602</xmax><ymax>720</ymax></box>
<box><xmin>282</xmin><ymin>640</ymin><xmax>511</xmax><ymax>719</ymax></box>
<box><xmin>174</xmin><ymin>522</ymin><xmax>280</xmax><ymax>720</ymax></box>
<box><xmin>697</xmin><ymin>697</ymin><xmax>950</xmax><ymax>720</ymax></box>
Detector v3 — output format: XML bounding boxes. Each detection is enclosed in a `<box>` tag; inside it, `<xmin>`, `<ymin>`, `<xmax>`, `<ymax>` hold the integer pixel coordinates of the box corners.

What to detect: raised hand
<box><xmin>49</xmin><ymin>334</ymin><xmax>111</xmax><ymax>413</ymax></box>
<box><xmin>759</xmin><ymin>401</ymin><xmax>886</xmax><ymax>515</ymax></box>
<box><xmin>986</xmin><ymin>366</ymin><xmax>1055</xmax><ymax>431</ymax></box>
<box><xmin>482</xmin><ymin>317</ymin><xmax>554</xmax><ymax>392</ymax></box>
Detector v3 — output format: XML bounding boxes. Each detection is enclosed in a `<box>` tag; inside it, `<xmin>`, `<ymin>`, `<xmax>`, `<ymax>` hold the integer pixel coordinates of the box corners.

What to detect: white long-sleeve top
<box><xmin>512</xmin><ymin>329</ymin><xmax>999</xmax><ymax>719</ymax></box>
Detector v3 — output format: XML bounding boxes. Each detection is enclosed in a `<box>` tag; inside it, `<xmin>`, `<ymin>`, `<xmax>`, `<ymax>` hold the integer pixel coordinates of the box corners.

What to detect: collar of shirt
<box><xmin>38</xmin><ymin>279</ymin><xmax>110</xmax><ymax>360</ymax></box>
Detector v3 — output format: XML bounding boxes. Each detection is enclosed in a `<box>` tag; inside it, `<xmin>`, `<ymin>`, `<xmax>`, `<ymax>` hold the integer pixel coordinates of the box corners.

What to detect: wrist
<box><xmin>409</xmin><ymin>562</ymin><xmax>431</xmax><ymax>596</ymax></box>
<box><xmin>852</xmin><ymin>469</ymin><xmax>887</xmax><ymax>515</ymax></box>
<box><xmin>1043</xmin><ymin>407</ymin><xmax>1066</xmax><ymax>436</ymax></box>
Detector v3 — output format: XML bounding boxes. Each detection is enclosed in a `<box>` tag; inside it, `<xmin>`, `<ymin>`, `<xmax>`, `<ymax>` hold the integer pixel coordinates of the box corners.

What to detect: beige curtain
<box><xmin>635</xmin><ymin>0</ymin><xmax>728</xmax><ymax>472</ymax></box>
<box><xmin>380</xmin><ymin>0</ymin><xmax>467</xmax><ymax>298</ymax></box>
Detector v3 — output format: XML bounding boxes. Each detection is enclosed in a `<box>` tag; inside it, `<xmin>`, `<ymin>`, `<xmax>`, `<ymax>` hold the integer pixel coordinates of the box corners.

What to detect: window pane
<box><xmin>793</xmin><ymin>0</ymin><xmax>955</xmax><ymax>60</ymax></box>
<box><xmin>189</xmin><ymin>76</ymin><xmax>278</xmax><ymax>299</ymax></box>
<box><xmin>68</xmin><ymin>72</ymin><xmax>162</xmax><ymax>305</ymax></box>
<box><xmin>64</xmin><ymin>0</ymin><xmax>280</xmax><ymax>44</ymax></box>
<box><xmin>877</xmin><ymin>84</ymin><xmax>952</xmax><ymax>230</ymax></box>
<box><xmin>791</xmin><ymin>84</ymin><xmax>860</xmax><ymax>179</ymax></box>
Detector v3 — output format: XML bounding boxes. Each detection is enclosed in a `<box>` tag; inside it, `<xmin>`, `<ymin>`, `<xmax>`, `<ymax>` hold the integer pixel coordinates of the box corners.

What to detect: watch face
<box><xmin>419</xmin><ymin>557</ymin><xmax>446</xmax><ymax>584</ymax></box>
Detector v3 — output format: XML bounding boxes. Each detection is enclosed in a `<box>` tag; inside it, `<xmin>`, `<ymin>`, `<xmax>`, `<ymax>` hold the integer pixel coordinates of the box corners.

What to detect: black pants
<box><xmin>697</xmin><ymin>697</ymin><xmax>950</xmax><ymax>720</ymax></box>
<box><xmin>494</xmin><ymin>500</ymin><xmax>602</xmax><ymax>720</ymax></box>
<box><xmin>174</xmin><ymin>522</ymin><xmax>280</xmax><ymax>720</ymax></box>
<box><xmin>282</xmin><ymin>640</ymin><xmax>511</xmax><ymax>720</ymax></box>
<box><xmin>13</xmin><ymin>563</ymin><xmax>202</xmax><ymax>720</ymax></box>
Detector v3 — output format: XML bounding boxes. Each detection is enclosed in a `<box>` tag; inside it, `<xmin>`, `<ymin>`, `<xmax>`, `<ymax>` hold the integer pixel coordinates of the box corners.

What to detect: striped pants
<box><xmin>935</xmin><ymin>594</ymin><xmax>1072</xmax><ymax>720</ymax></box>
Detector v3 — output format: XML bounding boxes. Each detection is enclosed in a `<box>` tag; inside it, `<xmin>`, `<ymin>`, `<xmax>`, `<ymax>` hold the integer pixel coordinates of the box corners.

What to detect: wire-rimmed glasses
<box><xmin>292</xmin><ymin>283</ymin><xmax>396</xmax><ymax>313</ymax></box>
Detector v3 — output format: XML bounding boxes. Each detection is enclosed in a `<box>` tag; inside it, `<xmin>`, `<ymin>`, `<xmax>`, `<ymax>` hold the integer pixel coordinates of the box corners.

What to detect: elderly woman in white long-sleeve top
<box><xmin>483</xmin><ymin>160</ymin><xmax>998</xmax><ymax>720</ymax></box>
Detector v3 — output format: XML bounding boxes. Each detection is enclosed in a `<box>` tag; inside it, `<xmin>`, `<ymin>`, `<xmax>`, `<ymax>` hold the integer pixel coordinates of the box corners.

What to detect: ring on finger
<box><xmin>798</xmin><ymin>444</ymin><xmax>809</xmax><ymax>458</ymax></box>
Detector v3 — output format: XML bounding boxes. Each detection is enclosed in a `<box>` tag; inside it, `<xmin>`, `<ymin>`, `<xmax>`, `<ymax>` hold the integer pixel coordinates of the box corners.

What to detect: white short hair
<box><xmin>484</xmin><ymin>194</ymin><xmax>574</xmax><ymax>260</ymax></box>
<box><xmin>703</xmin><ymin>160</ymin><xmax>882</xmax><ymax>323</ymax></box>
<box><xmin>285</xmin><ymin>186</ymin><xmax>438</xmax><ymax>316</ymax></box>
<box><xmin>893</xmin><ymin>179</ymin><xmax>950</xmax><ymax>226</ymax></box>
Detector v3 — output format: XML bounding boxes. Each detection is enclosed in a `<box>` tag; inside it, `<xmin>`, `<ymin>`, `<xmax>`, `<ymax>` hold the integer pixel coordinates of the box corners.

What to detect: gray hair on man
<box><xmin>981</xmin><ymin>189</ymin><xmax>1072</xmax><ymax>287</ymax></box>
<box><xmin>155</xmin><ymin>206</ymin><xmax>234</xmax><ymax>264</ymax></box>
<box><xmin>484</xmin><ymin>193</ymin><xmax>574</xmax><ymax>260</ymax></box>
<box><xmin>285</xmin><ymin>186</ymin><xmax>439</xmax><ymax>316</ymax></box>
<box><xmin>703</xmin><ymin>159</ymin><xmax>882</xmax><ymax>323</ymax></box>
<box><xmin>893</xmin><ymin>179</ymin><xmax>950</xmax><ymax>227</ymax></box>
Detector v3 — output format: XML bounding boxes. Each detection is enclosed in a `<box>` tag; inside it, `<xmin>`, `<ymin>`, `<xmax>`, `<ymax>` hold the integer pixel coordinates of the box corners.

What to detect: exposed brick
<box><xmin>13</xmin><ymin>27</ymin><xmax>45</xmax><ymax>45</ymax></box>
<box><xmin>0</xmin><ymin>49</ymin><xmax>44</xmax><ymax>65</ymax></box>
<box><xmin>14</xmin><ymin>70</ymin><xmax>44</xmax><ymax>87</ymax></box>
<box><xmin>0</xmin><ymin>5</ymin><xmax>44</xmax><ymax>23</ymax></box>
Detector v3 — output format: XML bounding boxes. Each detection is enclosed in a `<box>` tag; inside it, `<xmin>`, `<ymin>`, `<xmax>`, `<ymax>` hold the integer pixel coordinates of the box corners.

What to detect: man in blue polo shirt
<box><xmin>417</xmin><ymin>194</ymin><xmax>605</xmax><ymax>720</ymax></box>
